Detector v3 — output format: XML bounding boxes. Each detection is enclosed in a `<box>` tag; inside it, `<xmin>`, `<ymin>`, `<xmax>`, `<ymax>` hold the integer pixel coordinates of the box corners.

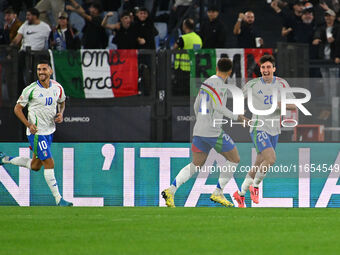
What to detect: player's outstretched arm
<box><xmin>14</xmin><ymin>103</ymin><xmax>37</xmax><ymax>134</ymax></box>
<box><xmin>213</xmin><ymin>102</ymin><xmax>238</xmax><ymax>121</ymax></box>
<box><xmin>193</xmin><ymin>95</ymin><xmax>200</xmax><ymax>116</ymax></box>
<box><xmin>55</xmin><ymin>101</ymin><xmax>65</xmax><ymax>123</ymax></box>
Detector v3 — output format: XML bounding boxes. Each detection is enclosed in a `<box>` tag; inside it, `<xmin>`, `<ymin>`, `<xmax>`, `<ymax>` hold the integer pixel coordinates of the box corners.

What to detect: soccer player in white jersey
<box><xmin>162</xmin><ymin>58</ymin><xmax>248</xmax><ymax>207</ymax></box>
<box><xmin>233</xmin><ymin>55</ymin><xmax>296</xmax><ymax>207</ymax></box>
<box><xmin>0</xmin><ymin>60</ymin><xmax>73</xmax><ymax>206</ymax></box>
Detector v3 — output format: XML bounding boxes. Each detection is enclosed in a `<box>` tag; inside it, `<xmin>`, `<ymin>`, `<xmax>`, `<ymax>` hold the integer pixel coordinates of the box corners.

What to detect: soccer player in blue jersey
<box><xmin>233</xmin><ymin>54</ymin><xmax>296</xmax><ymax>207</ymax></box>
<box><xmin>162</xmin><ymin>58</ymin><xmax>248</xmax><ymax>207</ymax></box>
<box><xmin>0</xmin><ymin>60</ymin><xmax>73</xmax><ymax>206</ymax></box>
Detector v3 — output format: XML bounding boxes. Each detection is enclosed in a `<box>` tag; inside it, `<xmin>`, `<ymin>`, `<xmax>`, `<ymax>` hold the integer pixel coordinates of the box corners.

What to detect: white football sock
<box><xmin>44</xmin><ymin>169</ymin><xmax>62</xmax><ymax>204</ymax></box>
<box><xmin>214</xmin><ymin>161</ymin><xmax>238</xmax><ymax>195</ymax></box>
<box><xmin>170</xmin><ymin>162</ymin><xmax>197</xmax><ymax>194</ymax></box>
<box><xmin>7</xmin><ymin>157</ymin><xmax>32</xmax><ymax>169</ymax></box>
<box><xmin>253</xmin><ymin>171</ymin><xmax>267</xmax><ymax>188</ymax></box>
<box><xmin>239</xmin><ymin>172</ymin><xmax>254</xmax><ymax>196</ymax></box>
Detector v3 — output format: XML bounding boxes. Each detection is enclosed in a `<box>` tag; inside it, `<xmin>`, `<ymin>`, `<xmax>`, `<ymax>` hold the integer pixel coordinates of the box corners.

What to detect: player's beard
<box><xmin>39</xmin><ymin>74</ymin><xmax>48</xmax><ymax>82</ymax></box>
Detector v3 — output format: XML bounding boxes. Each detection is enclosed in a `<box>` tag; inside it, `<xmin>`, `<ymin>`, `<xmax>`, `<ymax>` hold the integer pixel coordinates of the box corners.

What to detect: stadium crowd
<box><xmin>0</xmin><ymin>0</ymin><xmax>339</xmax><ymax>58</ymax></box>
<box><xmin>0</xmin><ymin>0</ymin><xmax>339</xmax><ymax>98</ymax></box>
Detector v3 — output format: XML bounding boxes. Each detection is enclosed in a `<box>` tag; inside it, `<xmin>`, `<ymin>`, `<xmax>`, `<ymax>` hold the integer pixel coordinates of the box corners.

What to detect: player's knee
<box><xmin>232</xmin><ymin>156</ymin><xmax>240</xmax><ymax>164</ymax></box>
<box><xmin>268</xmin><ymin>155</ymin><xmax>276</xmax><ymax>166</ymax></box>
<box><xmin>31</xmin><ymin>165</ymin><xmax>41</xmax><ymax>171</ymax></box>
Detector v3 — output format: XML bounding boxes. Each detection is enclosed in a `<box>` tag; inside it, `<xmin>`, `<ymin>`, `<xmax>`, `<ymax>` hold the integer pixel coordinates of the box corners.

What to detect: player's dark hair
<box><xmin>37</xmin><ymin>59</ymin><xmax>51</xmax><ymax>67</ymax></box>
<box><xmin>183</xmin><ymin>18</ymin><xmax>194</xmax><ymax>31</ymax></box>
<box><xmin>259</xmin><ymin>54</ymin><xmax>275</xmax><ymax>67</ymax></box>
<box><xmin>217</xmin><ymin>58</ymin><xmax>232</xmax><ymax>73</ymax></box>
<box><xmin>27</xmin><ymin>8</ymin><xmax>40</xmax><ymax>18</ymax></box>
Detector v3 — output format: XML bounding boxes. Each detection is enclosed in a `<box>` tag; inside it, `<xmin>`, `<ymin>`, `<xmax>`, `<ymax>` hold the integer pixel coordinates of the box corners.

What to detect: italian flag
<box><xmin>49</xmin><ymin>49</ymin><xmax>138</xmax><ymax>98</ymax></box>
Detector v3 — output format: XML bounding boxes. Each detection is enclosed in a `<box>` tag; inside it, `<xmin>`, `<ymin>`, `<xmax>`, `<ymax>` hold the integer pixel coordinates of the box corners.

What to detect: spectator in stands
<box><xmin>49</xmin><ymin>11</ymin><xmax>81</xmax><ymax>51</ymax></box>
<box><xmin>271</xmin><ymin>0</ymin><xmax>303</xmax><ymax>42</ymax></box>
<box><xmin>313</xmin><ymin>9</ymin><xmax>340</xmax><ymax>61</ymax></box>
<box><xmin>10</xmin><ymin>8</ymin><xmax>51</xmax><ymax>96</ymax></box>
<box><xmin>102</xmin><ymin>11</ymin><xmax>138</xmax><ymax>49</ymax></box>
<box><xmin>66</xmin><ymin>0</ymin><xmax>108</xmax><ymax>49</ymax></box>
<box><xmin>134</xmin><ymin>7</ymin><xmax>159</xmax><ymax>49</ymax></box>
<box><xmin>233</xmin><ymin>11</ymin><xmax>263</xmax><ymax>48</ymax></box>
<box><xmin>35</xmin><ymin>0</ymin><xmax>65</xmax><ymax>26</ymax></box>
<box><xmin>168</xmin><ymin>0</ymin><xmax>193</xmax><ymax>33</ymax></box>
<box><xmin>10</xmin><ymin>8</ymin><xmax>51</xmax><ymax>51</ymax></box>
<box><xmin>199</xmin><ymin>5</ymin><xmax>226</xmax><ymax>48</ymax></box>
<box><xmin>313</xmin><ymin>9</ymin><xmax>340</xmax><ymax>98</ymax></box>
<box><xmin>294</xmin><ymin>4</ymin><xmax>318</xmax><ymax>58</ymax></box>
<box><xmin>173</xmin><ymin>18</ymin><xmax>202</xmax><ymax>95</ymax></box>
<box><xmin>3</xmin><ymin>7</ymin><xmax>23</xmax><ymax>44</ymax></box>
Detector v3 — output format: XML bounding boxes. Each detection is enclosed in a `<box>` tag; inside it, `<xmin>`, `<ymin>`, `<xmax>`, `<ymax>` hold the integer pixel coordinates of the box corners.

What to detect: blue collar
<box><xmin>37</xmin><ymin>80</ymin><xmax>51</xmax><ymax>88</ymax></box>
<box><xmin>260</xmin><ymin>76</ymin><xmax>276</xmax><ymax>85</ymax></box>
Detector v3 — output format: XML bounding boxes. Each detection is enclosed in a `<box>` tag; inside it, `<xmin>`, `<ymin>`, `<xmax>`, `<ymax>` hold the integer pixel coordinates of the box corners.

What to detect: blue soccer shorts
<box><xmin>250</xmin><ymin>130</ymin><xmax>279</xmax><ymax>153</ymax></box>
<box><xmin>27</xmin><ymin>134</ymin><xmax>53</xmax><ymax>160</ymax></box>
<box><xmin>192</xmin><ymin>132</ymin><xmax>235</xmax><ymax>154</ymax></box>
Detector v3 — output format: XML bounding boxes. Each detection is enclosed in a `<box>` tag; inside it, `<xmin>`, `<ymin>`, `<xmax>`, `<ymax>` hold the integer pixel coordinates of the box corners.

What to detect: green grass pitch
<box><xmin>0</xmin><ymin>207</ymin><xmax>339</xmax><ymax>255</ymax></box>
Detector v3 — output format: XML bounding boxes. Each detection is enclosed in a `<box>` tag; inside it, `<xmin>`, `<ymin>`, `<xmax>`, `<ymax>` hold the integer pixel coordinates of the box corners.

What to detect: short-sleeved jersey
<box><xmin>17</xmin><ymin>21</ymin><xmax>51</xmax><ymax>51</ymax></box>
<box><xmin>17</xmin><ymin>79</ymin><xmax>66</xmax><ymax>136</ymax></box>
<box><xmin>193</xmin><ymin>75</ymin><xmax>238</xmax><ymax>137</ymax></box>
<box><xmin>243</xmin><ymin>76</ymin><xmax>295</xmax><ymax>136</ymax></box>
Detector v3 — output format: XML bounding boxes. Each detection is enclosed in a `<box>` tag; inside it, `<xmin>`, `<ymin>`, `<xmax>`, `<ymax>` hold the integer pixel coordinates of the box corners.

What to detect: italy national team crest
<box><xmin>43</xmin><ymin>151</ymin><xmax>48</xmax><ymax>157</ymax></box>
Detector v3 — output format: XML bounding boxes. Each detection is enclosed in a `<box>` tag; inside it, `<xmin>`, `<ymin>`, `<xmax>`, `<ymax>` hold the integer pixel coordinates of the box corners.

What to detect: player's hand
<box><xmin>237</xmin><ymin>115</ymin><xmax>250</xmax><ymax>127</ymax></box>
<box><xmin>29</xmin><ymin>124</ymin><xmax>38</xmax><ymax>134</ymax></box>
<box><xmin>55</xmin><ymin>113</ymin><xmax>63</xmax><ymax>123</ymax></box>
<box><xmin>238</xmin><ymin>13</ymin><xmax>245</xmax><ymax>20</ymax></box>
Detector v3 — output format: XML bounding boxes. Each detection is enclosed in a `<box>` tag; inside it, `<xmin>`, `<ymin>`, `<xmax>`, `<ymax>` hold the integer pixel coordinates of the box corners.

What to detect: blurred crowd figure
<box><xmin>233</xmin><ymin>11</ymin><xmax>263</xmax><ymax>48</ymax></box>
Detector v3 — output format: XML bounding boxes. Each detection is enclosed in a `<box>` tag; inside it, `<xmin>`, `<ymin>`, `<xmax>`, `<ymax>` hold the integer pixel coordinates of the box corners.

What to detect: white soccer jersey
<box><xmin>17</xmin><ymin>79</ymin><xmax>66</xmax><ymax>135</ymax></box>
<box><xmin>243</xmin><ymin>76</ymin><xmax>295</xmax><ymax>136</ymax></box>
<box><xmin>18</xmin><ymin>21</ymin><xmax>51</xmax><ymax>51</ymax></box>
<box><xmin>193</xmin><ymin>75</ymin><xmax>238</xmax><ymax>137</ymax></box>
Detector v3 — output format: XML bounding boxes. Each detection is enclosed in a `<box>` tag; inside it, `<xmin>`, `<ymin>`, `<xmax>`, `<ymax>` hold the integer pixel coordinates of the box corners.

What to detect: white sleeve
<box><xmin>193</xmin><ymin>94</ymin><xmax>200</xmax><ymax>116</ymax></box>
<box><xmin>17</xmin><ymin>85</ymin><xmax>34</xmax><ymax>107</ymax></box>
<box><xmin>57</xmin><ymin>85</ymin><xmax>66</xmax><ymax>103</ymax></box>
<box><xmin>242</xmin><ymin>82</ymin><xmax>249</xmax><ymax>98</ymax></box>
<box><xmin>213</xmin><ymin>104</ymin><xmax>238</xmax><ymax>120</ymax></box>
<box><xmin>17</xmin><ymin>22</ymin><xmax>25</xmax><ymax>35</ymax></box>
<box><xmin>212</xmin><ymin>91</ymin><xmax>238</xmax><ymax>120</ymax></box>
<box><xmin>280</xmin><ymin>79</ymin><xmax>295</xmax><ymax>99</ymax></box>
